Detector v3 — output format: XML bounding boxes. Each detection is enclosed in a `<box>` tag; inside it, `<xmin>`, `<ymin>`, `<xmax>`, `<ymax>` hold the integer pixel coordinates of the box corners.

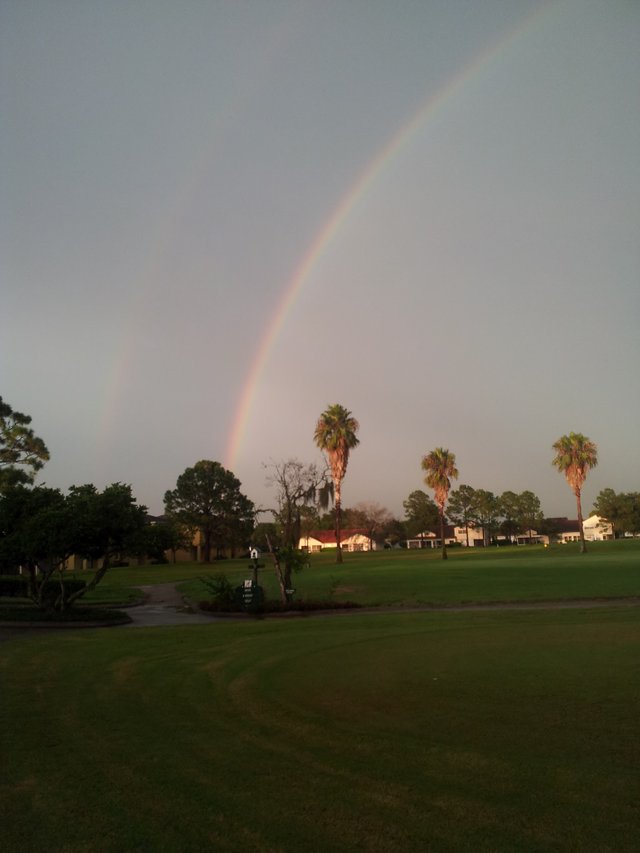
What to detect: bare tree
<box><xmin>350</xmin><ymin>501</ymin><xmax>392</xmax><ymax>551</ymax></box>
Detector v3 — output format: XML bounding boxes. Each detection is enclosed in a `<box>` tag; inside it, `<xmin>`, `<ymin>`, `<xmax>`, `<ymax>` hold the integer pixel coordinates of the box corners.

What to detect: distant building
<box><xmin>299</xmin><ymin>529</ymin><xmax>376</xmax><ymax>553</ymax></box>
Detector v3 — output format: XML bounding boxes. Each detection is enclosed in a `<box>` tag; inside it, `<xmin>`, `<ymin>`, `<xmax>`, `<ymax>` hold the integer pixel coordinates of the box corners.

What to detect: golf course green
<box><xmin>2</xmin><ymin>542</ymin><xmax>639</xmax><ymax>851</ymax></box>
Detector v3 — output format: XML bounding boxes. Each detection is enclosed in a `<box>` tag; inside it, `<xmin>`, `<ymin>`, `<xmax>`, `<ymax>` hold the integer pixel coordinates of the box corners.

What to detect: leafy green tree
<box><xmin>313</xmin><ymin>404</ymin><xmax>360</xmax><ymax>564</ymax></box>
<box><xmin>592</xmin><ymin>489</ymin><xmax>640</xmax><ymax>537</ymax></box>
<box><xmin>552</xmin><ymin>432</ymin><xmax>598</xmax><ymax>554</ymax></box>
<box><xmin>382</xmin><ymin>517</ymin><xmax>408</xmax><ymax>548</ymax></box>
<box><xmin>164</xmin><ymin>460</ymin><xmax>255</xmax><ymax>562</ymax></box>
<box><xmin>402</xmin><ymin>489</ymin><xmax>439</xmax><ymax>538</ymax></box>
<box><xmin>0</xmin><ymin>483</ymin><xmax>147</xmax><ymax>610</ymax></box>
<box><xmin>421</xmin><ymin>448</ymin><xmax>458</xmax><ymax>560</ymax></box>
<box><xmin>315</xmin><ymin>510</ymin><xmax>336</xmax><ymax>530</ymax></box>
<box><xmin>515</xmin><ymin>490</ymin><xmax>544</xmax><ymax>543</ymax></box>
<box><xmin>471</xmin><ymin>489</ymin><xmax>500</xmax><ymax>546</ymax></box>
<box><xmin>0</xmin><ymin>485</ymin><xmax>65</xmax><ymax>574</ymax></box>
<box><xmin>0</xmin><ymin>397</ymin><xmax>49</xmax><ymax>492</ymax></box>
<box><xmin>498</xmin><ymin>491</ymin><xmax>521</xmax><ymax>542</ymax></box>
<box><xmin>622</xmin><ymin>493</ymin><xmax>640</xmax><ymax>534</ymax></box>
<box><xmin>447</xmin><ymin>484</ymin><xmax>477</xmax><ymax>546</ymax></box>
<box><xmin>133</xmin><ymin>517</ymin><xmax>191</xmax><ymax>564</ymax></box>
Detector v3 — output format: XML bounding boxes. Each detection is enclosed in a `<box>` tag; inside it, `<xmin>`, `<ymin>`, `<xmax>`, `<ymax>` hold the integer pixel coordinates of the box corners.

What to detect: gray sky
<box><xmin>2</xmin><ymin>0</ymin><xmax>639</xmax><ymax>520</ymax></box>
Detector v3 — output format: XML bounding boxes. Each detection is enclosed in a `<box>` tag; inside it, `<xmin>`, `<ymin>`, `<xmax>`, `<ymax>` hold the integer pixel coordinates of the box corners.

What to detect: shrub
<box><xmin>200</xmin><ymin>573</ymin><xmax>236</xmax><ymax>606</ymax></box>
<box><xmin>0</xmin><ymin>605</ymin><xmax>130</xmax><ymax>623</ymax></box>
<box><xmin>0</xmin><ymin>575</ymin><xmax>28</xmax><ymax>597</ymax></box>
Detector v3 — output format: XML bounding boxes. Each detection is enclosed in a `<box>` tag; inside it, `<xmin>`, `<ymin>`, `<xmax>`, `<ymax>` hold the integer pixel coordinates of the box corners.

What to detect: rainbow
<box><xmin>225</xmin><ymin>2</ymin><xmax>556</xmax><ymax>470</ymax></box>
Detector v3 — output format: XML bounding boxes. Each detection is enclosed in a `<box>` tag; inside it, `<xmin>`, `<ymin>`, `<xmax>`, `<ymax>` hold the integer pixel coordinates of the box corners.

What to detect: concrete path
<box><xmin>122</xmin><ymin>583</ymin><xmax>220</xmax><ymax>628</ymax></box>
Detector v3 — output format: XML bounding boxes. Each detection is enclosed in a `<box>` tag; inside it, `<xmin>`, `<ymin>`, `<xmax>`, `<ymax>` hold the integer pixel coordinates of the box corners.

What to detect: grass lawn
<box><xmin>2</xmin><ymin>606</ymin><xmax>639</xmax><ymax>851</ymax></box>
<box><xmin>174</xmin><ymin>540</ymin><xmax>640</xmax><ymax>608</ymax></box>
<box><xmin>6</xmin><ymin>540</ymin><xmax>637</xmax><ymax>613</ymax></box>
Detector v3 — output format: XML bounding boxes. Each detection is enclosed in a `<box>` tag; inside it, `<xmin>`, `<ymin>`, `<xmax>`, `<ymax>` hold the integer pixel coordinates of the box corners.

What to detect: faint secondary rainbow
<box><xmin>225</xmin><ymin>3</ymin><xmax>556</xmax><ymax>470</ymax></box>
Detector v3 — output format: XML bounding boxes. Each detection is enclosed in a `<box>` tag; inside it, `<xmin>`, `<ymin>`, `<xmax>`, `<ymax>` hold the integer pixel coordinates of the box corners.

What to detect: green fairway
<box><xmin>170</xmin><ymin>540</ymin><xmax>640</xmax><ymax>608</ymax></box>
<box><xmin>2</xmin><ymin>606</ymin><xmax>639</xmax><ymax>851</ymax></box>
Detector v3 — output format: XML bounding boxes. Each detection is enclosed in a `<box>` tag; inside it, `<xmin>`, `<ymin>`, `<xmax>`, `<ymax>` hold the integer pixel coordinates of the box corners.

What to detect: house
<box><xmin>407</xmin><ymin>525</ymin><xmax>458</xmax><ymax>549</ymax></box>
<box><xmin>583</xmin><ymin>514</ymin><xmax>614</xmax><ymax>541</ymax></box>
<box><xmin>298</xmin><ymin>529</ymin><xmax>376</xmax><ymax>552</ymax></box>
<box><xmin>548</xmin><ymin>515</ymin><xmax>613</xmax><ymax>544</ymax></box>
<box><xmin>548</xmin><ymin>517</ymin><xmax>582</xmax><ymax>543</ymax></box>
<box><xmin>452</xmin><ymin>523</ymin><xmax>487</xmax><ymax>547</ymax></box>
<box><xmin>514</xmin><ymin>531</ymin><xmax>549</xmax><ymax>546</ymax></box>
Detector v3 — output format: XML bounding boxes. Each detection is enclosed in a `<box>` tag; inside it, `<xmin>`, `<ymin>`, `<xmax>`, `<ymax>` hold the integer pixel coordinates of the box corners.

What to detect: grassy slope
<box><xmin>2</xmin><ymin>607</ymin><xmax>639</xmax><ymax>851</ymax></box>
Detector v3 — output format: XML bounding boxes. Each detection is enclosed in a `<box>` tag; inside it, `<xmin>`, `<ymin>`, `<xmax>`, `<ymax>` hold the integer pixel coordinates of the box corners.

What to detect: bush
<box><xmin>0</xmin><ymin>575</ymin><xmax>28</xmax><ymax>597</ymax></box>
<box><xmin>200</xmin><ymin>574</ymin><xmax>236</xmax><ymax>606</ymax></box>
<box><xmin>0</xmin><ymin>605</ymin><xmax>130</xmax><ymax>624</ymax></box>
<box><xmin>37</xmin><ymin>578</ymin><xmax>86</xmax><ymax>605</ymax></box>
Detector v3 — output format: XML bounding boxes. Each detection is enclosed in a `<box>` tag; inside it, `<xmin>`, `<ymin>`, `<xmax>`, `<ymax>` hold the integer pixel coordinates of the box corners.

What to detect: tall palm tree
<box><xmin>421</xmin><ymin>448</ymin><xmax>458</xmax><ymax>560</ymax></box>
<box><xmin>552</xmin><ymin>432</ymin><xmax>598</xmax><ymax>554</ymax></box>
<box><xmin>314</xmin><ymin>404</ymin><xmax>359</xmax><ymax>564</ymax></box>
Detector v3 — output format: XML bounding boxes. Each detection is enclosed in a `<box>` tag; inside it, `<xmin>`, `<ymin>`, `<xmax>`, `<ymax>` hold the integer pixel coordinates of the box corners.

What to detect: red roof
<box><xmin>302</xmin><ymin>529</ymin><xmax>369</xmax><ymax>544</ymax></box>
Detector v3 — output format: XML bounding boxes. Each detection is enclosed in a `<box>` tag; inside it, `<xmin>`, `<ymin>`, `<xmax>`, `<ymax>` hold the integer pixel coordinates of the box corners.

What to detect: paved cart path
<box><xmin>126</xmin><ymin>588</ymin><xmax>640</xmax><ymax>625</ymax></box>
<box><xmin>122</xmin><ymin>583</ymin><xmax>221</xmax><ymax>627</ymax></box>
<box><xmin>2</xmin><ymin>588</ymin><xmax>639</xmax><ymax>638</ymax></box>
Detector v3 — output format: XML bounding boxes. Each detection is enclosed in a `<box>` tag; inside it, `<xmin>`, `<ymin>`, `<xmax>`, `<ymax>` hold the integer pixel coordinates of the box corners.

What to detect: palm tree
<box><xmin>552</xmin><ymin>432</ymin><xmax>598</xmax><ymax>554</ymax></box>
<box><xmin>314</xmin><ymin>404</ymin><xmax>359</xmax><ymax>564</ymax></box>
<box><xmin>421</xmin><ymin>448</ymin><xmax>458</xmax><ymax>560</ymax></box>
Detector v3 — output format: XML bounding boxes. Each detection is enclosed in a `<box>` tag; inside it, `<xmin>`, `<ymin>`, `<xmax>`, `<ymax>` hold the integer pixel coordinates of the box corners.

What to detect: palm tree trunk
<box><xmin>335</xmin><ymin>488</ymin><xmax>343</xmax><ymax>564</ymax></box>
<box><xmin>576</xmin><ymin>489</ymin><xmax>587</xmax><ymax>554</ymax></box>
<box><xmin>440</xmin><ymin>509</ymin><xmax>447</xmax><ymax>560</ymax></box>
<box><xmin>335</xmin><ymin>500</ymin><xmax>343</xmax><ymax>563</ymax></box>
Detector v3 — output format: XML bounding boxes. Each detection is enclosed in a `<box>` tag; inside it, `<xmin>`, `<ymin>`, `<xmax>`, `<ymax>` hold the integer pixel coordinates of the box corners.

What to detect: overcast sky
<box><xmin>2</xmin><ymin>0</ymin><xmax>638</xmax><ymax>520</ymax></box>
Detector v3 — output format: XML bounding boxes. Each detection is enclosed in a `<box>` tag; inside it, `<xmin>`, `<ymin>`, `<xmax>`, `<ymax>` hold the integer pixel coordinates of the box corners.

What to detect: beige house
<box><xmin>407</xmin><ymin>526</ymin><xmax>458</xmax><ymax>549</ymax></box>
<box><xmin>555</xmin><ymin>515</ymin><xmax>613</xmax><ymax>543</ymax></box>
<box><xmin>299</xmin><ymin>529</ymin><xmax>376</xmax><ymax>553</ymax></box>
<box><xmin>583</xmin><ymin>514</ymin><xmax>613</xmax><ymax>541</ymax></box>
<box><xmin>452</xmin><ymin>524</ymin><xmax>487</xmax><ymax>547</ymax></box>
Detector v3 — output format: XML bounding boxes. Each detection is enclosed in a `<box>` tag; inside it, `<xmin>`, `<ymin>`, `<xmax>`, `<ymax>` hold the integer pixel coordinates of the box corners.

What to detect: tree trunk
<box><xmin>265</xmin><ymin>534</ymin><xmax>288</xmax><ymax>603</ymax></box>
<box><xmin>199</xmin><ymin>527</ymin><xmax>213</xmax><ymax>563</ymax></box>
<box><xmin>335</xmin><ymin>480</ymin><xmax>343</xmax><ymax>564</ymax></box>
<box><xmin>440</xmin><ymin>509</ymin><xmax>447</xmax><ymax>560</ymax></box>
<box><xmin>576</xmin><ymin>489</ymin><xmax>587</xmax><ymax>554</ymax></box>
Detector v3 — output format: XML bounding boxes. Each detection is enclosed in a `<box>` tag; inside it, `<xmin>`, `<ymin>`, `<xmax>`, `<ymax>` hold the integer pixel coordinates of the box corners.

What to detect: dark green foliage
<box><xmin>471</xmin><ymin>489</ymin><xmax>501</xmax><ymax>544</ymax></box>
<box><xmin>0</xmin><ymin>575</ymin><xmax>28</xmax><ymax>596</ymax></box>
<box><xmin>0</xmin><ymin>396</ymin><xmax>49</xmax><ymax>492</ymax></box>
<box><xmin>403</xmin><ymin>489</ymin><xmax>439</xmax><ymax>537</ymax></box>
<box><xmin>0</xmin><ymin>605</ymin><xmax>129</xmax><ymax>623</ymax></box>
<box><xmin>447</xmin><ymin>485</ymin><xmax>478</xmax><ymax>544</ymax></box>
<box><xmin>164</xmin><ymin>460</ymin><xmax>255</xmax><ymax>562</ymax></box>
<box><xmin>36</xmin><ymin>578</ymin><xmax>86</xmax><ymax>607</ymax></box>
<box><xmin>199</xmin><ymin>573</ymin><xmax>236</xmax><ymax>606</ymax></box>
<box><xmin>593</xmin><ymin>488</ymin><xmax>640</xmax><ymax>536</ymax></box>
<box><xmin>0</xmin><ymin>483</ymin><xmax>147</xmax><ymax>610</ymax></box>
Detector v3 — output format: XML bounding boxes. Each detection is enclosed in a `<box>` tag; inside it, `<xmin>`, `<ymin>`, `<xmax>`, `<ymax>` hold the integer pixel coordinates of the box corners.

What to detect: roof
<box><xmin>545</xmin><ymin>517</ymin><xmax>580</xmax><ymax>533</ymax></box>
<box><xmin>301</xmin><ymin>528</ymin><xmax>369</xmax><ymax>544</ymax></box>
<box><xmin>413</xmin><ymin>525</ymin><xmax>457</xmax><ymax>539</ymax></box>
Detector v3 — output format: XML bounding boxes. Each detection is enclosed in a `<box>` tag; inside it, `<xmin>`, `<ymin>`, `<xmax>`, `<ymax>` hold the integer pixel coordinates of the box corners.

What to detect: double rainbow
<box><xmin>225</xmin><ymin>2</ymin><xmax>555</xmax><ymax>469</ymax></box>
